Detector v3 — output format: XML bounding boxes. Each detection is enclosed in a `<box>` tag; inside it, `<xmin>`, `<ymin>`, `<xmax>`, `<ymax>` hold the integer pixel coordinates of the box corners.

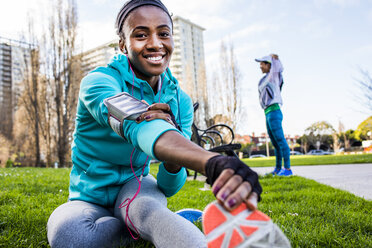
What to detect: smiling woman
<box><xmin>119</xmin><ymin>5</ymin><xmax>174</xmax><ymax>84</ymax></box>
<box><xmin>45</xmin><ymin>1</ymin><xmax>266</xmax><ymax>248</ymax></box>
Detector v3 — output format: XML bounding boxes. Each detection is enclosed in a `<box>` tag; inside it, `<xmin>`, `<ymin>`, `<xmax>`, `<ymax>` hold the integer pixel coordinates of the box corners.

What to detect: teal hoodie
<box><xmin>69</xmin><ymin>54</ymin><xmax>193</xmax><ymax>207</ymax></box>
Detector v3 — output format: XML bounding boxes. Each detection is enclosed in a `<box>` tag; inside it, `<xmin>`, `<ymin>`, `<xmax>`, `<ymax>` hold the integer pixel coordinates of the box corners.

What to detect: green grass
<box><xmin>0</xmin><ymin>167</ymin><xmax>371</xmax><ymax>247</ymax></box>
<box><xmin>243</xmin><ymin>153</ymin><xmax>372</xmax><ymax>167</ymax></box>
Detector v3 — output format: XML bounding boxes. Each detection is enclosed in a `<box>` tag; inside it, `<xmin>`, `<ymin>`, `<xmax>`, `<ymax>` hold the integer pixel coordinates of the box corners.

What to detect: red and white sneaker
<box><xmin>202</xmin><ymin>201</ymin><xmax>291</xmax><ymax>248</ymax></box>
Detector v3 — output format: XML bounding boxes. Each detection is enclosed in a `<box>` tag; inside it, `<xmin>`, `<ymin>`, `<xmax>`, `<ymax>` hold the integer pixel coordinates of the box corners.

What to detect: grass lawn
<box><xmin>243</xmin><ymin>153</ymin><xmax>372</xmax><ymax>167</ymax></box>
<box><xmin>0</xmin><ymin>166</ymin><xmax>371</xmax><ymax>247</ymax></box>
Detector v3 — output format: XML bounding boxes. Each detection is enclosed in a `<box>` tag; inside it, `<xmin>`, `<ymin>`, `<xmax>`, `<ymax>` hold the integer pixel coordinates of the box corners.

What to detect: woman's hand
<box><xmin>213</xmin><ymin>169</ymin><xmax>259</xmax><ymax>211</ymax></box>
<box><xmin>270</xmin><ymin>53</ymin><xmax>279</xmax><ymax>60</ymax></box>
<box><xmin>205</xmin><ymin>155</ymin><xmax>262</xmax><ymax>211</ymax></box>
<box><xmin>136</xmin><ymin>102</ymin><xmax>179</xmax><ymax>128</ymax></box>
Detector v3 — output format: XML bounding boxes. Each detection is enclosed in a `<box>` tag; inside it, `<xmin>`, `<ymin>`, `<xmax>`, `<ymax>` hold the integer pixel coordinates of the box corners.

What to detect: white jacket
<box><xmin>258</xmin><ymin>58</ymin><xmax>284</xmax><ymax>109</ymax></box>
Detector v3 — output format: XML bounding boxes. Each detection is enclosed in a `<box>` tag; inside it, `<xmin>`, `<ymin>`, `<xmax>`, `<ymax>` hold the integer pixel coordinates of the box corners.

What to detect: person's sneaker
<box><xmin>202</xmin><ymin>201</ymin><xmax>291</xmax><ymax>248</ymax></box>
<box><xmin>176</xmin><ymin>208</ymin><xmax>203</xmax><ymax>223</ymax></box>
<box><xmin>277</xmin><ymin>169</ymin><xmax>293</xmax><ymax>176</ymax></box>
<box><xmin>266</xmin><ymin>167</ymin><xmax>281</xmax><ymax>176</ymax></box>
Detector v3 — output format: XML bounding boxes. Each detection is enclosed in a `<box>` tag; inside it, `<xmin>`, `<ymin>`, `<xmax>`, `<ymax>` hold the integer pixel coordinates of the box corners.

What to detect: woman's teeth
<box><xmin>148</xmin><ymin>56</ymin><xmax>162</xmax><ymax>61</ymax></box>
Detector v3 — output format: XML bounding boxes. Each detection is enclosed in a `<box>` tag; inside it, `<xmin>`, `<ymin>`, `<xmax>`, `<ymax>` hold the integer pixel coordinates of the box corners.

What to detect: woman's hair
<box><xmin>115</xmin><ymin>0</ymin><xmax>173</xmax><ymax>39</ymax></box>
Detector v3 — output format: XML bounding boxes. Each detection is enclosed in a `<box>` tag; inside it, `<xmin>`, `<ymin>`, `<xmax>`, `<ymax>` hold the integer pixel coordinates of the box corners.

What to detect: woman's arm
<box><xmin>154</xmin><ymin>131</ymin><xmax>218</xmax><ymax>174</ymax></box>
<box><xmin>154</xmin><ymin>130</ymin><xmax>260</xmax><ymax>211</ymax></box>
<box><xmin>137</xmin><ymin>101</ymin><xmax>261</xmax><ymax>211</ymax></box>
<box><xmin>267</xmin><ymin>54</ymin><xmax>283</xmax><ymax>87</ymax></box>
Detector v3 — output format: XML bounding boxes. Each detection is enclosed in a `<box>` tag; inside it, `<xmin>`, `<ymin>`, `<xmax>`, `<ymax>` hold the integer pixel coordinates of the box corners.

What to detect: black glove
<box><xmin>205</xmin><ymin>155</ymin><xmax>262</xmax><ymax>201</ymax></box>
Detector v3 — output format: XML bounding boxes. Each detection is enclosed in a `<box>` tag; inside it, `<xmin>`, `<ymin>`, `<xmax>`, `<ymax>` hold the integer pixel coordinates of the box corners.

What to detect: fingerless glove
<box><xmin>205</xmin><ymin>155</ymin><xmax>262</xmax><ymax>201</ymax></box>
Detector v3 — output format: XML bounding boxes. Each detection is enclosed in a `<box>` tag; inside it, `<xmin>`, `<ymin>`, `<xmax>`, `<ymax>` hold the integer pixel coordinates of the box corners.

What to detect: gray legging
<box><xmin>47</xmin><ymin>175</ymin><xmax>207</xmax><ymax>248</ymax></box>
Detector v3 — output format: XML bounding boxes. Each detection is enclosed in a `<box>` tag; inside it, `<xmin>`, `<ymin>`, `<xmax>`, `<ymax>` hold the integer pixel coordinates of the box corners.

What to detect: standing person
<box><xmin>47</xmin><ymin>1</ymin><xmax>264</xmax><ymax>248</ymax></box>
<box><xmin>255</xmin><ymin>54</ymin><xmax>293</xmax><ymax>176</ymax></box>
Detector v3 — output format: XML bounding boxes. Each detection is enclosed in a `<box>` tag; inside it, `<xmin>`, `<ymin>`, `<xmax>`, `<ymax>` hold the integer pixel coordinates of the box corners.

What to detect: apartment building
<box><xmin>79</xmin><ymin>40</ymin><xmax>120</xmax><ymax>75</ymax></box>
<box><xmin>0</xmin><ymin>37</ymin><xmax>32</xmax><ymax>138</ymax></box>
<box><xmin>169</xmin><ymin>16</ymin><xmax>206</xmax><ymax>96</ymax></box>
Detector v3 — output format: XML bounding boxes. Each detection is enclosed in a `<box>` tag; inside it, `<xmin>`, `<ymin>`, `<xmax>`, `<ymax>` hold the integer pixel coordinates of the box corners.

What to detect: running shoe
<box><xmin>277</xmin><ymin>169</ymin><xmax>293</xmax><ymax>176</ymax></box>
<box><xmin>176</xmin><ymin>208</ymin><xmax>203</xmax><ymax>223</ymax></box>
<box><xmin>266</xmin><ymin>168</ymin><xmax>281</xmax><ymax>176</ymax></box>
<box><xmin>202</xmin><ymin>201</ymin><xmax>291</xmax><ymax>248</ymax></box>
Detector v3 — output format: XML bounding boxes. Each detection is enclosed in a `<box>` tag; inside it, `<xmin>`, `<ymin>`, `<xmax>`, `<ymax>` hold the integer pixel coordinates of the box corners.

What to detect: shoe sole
<box><xmin>202</xmin><ymin>201</ymin><xmax>291</xmax><ymax>248</ymax></box>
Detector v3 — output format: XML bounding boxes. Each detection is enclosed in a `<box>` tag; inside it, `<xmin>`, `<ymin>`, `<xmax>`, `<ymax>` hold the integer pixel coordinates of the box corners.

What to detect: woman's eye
<box><xmin>159</xmin><ymin>32</ymin><xmax>171</xmax><ymax>37</ymax></box>
<box><xmin>135</xmin><ymin>33</ymin><xmax>147</xmax><ymax>38</ymax></box>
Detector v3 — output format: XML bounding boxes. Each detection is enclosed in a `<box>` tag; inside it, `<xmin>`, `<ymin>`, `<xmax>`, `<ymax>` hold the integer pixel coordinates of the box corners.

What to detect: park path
<box><xmin>251</xmin><ymin>163</ymin><xmax>372</xmax><ymax>200</ymax></box>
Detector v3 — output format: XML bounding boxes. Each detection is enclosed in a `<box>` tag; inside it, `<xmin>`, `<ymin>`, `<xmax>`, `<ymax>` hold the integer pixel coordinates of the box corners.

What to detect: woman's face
<box><xmin>121</xmin><ymin>6</ymin><xmax>174</xmax><ymax>82</ymax></box>
<box><xmin>260</xmin><ymin>62</ymin><xmax>271</xmax><ymax>73</ymax></box>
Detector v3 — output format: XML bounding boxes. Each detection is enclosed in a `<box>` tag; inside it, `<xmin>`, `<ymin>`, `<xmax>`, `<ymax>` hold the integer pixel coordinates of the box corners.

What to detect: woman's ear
<box><xmin>119</xmin><ymin>39</ymin><xmax>127</xmax><ymax>54</ymax></box>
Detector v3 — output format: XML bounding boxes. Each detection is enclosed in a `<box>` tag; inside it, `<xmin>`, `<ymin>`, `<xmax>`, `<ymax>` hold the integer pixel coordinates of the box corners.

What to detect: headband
<box><xmin>115</xmin><ymin>0</ymin><xmax>172</xmax><ymax>36</ymax></box>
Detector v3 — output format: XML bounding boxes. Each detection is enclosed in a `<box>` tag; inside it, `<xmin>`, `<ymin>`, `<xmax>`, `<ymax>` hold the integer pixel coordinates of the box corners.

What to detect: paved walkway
<box><xmin>188</xmin><ymin>164</ymin><xmax>372</xmax><ymax>200</ymax></box>
<box><xmin>251</xmin><ymin>164</ymin><xmax>372</xmax><ymax>200</ymax></box>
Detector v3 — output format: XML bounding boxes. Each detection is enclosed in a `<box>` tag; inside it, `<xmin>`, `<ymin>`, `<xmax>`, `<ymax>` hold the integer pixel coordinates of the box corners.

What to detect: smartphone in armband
<box><xmin>104</xmin><ymin>92</ymin><xmax>149</xmax><ymax>121</ymax></box>
<box><xmin>104</xmin><ymin>92</ymin><xmax>149</xmax><ymax>138</ymax></box>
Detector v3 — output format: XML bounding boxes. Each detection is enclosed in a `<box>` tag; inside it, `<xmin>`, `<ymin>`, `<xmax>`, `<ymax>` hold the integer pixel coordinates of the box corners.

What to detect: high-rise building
<box><xmin>80</xmin><ymin>40</ymin><xmax>120</xmax><ymax>75</ymax></box>
<box><xmin>169</xmin><ymin>15</ymin><xmax>206</xmax><ymax>99</ymax></box>
<box><xmin>0</xmin><ymin>37</ymin><xmax>32</xmax><ymax>138</ymax></box>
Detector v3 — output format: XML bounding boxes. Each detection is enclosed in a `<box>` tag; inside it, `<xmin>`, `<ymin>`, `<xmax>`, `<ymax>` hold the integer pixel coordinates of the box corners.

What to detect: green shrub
<box><xmin>5</xmin><ymin>159</ymin><xmax>13</xmax><ymax>168</ymax></box>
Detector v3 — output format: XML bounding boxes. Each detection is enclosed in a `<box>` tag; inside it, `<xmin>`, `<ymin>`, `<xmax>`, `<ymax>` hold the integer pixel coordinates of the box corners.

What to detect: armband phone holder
<box><xmin>104</xmin><ymin>92</ymin><xmax>149</xmax><ymax>138</ymax></box>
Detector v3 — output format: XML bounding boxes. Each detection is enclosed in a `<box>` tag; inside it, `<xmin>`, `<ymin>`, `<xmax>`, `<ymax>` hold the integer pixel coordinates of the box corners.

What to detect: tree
<box><xmin>196</xmin><ymin>62</ymin><xmax>209</xmax><ymax>128</ymax></box>
<box><xmin>18</xmin><ymin>16</ymin><xmax>41</xmax><ymax>166</ymax></box>
<box><xmin>343</xmin><ymin>129</ymin><xmax>356</xmax><ymax>148</ymax></box>
<box><xmin>354</xmin><ymin>69</ymin><xmax>372</xmax><ymax>114</ymax></box>
<box><xmin>38</xmin><ymin>67</ymin><xmax>55</xmax><ymax>167</ymax></box>
<box><xmin>332</xmin><ymin>121</ymin><xmax>346</xmax><ymax>153</ymax></box>
<box><xmin>304</xmin><ymin>121</ymin><xmax>335</xmax><ymax>150</ymax></box>
<box><xmin>297</xmin><ymin>134</ymin><xmax>309</xmax><ymax>154</ymax></box>
<box><xmin>354</xmin><ymin>116</ymin><xmax>372</xmax><ymax>141</ymax></box>
<box><xmin>182</xmin><ymin>58</ymin><xmax>208</xmax><ymax>129</ymax></box>
<box><xmin>209</xmin><ymin>41</ymin><xmax>242</xmax><ymax>132</ymax></box>
<box><xmin>239</xmin><ymin>142</ymin><xmax>256</xmax><ymax>158</ymax></box>
<box><xmin>0</xmin><ymin>134</ymin><xmax>11</xmax><ymax>167</ymax></box>
<box><xmin>6</xmin><ymin>15</ymin><xmax>43</xmax><ymax>167</ymax></box>
<box><xmin>48</xmin><ymin>0</ymin><xmax>82</xmax><ymax>167</ymax></box>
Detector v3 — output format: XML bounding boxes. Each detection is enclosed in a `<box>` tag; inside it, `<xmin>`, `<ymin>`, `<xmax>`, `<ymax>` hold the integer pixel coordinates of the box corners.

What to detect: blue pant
<box><xmin>265</xmin><ymin>109</ymin><xmax>290</xmax><ymax>169</ymax></box>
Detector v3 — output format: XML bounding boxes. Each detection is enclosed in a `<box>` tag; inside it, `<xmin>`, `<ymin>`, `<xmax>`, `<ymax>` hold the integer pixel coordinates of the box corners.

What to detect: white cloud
<box><xmin>349</xmin><ymin>44</ymin><xmax>372</xmax><ymax>57</ymax></box>
<box><xmin>313</xmin><ymin>0</ymin><xmax>360</xmax><ymax>8</ymax></box>
<box><xmin>204</xmin><ymin>23</ymin><xmax>273</xmax><ymax>53</ymax></box>
<box><xmin>301</xmin><ymin>19</ymin><xmax>332</xmax><ymax>39</ymax></box>
<box><xmin>232</xmin><ymin>24</ymin><xmax>273</xmax><ymax>40</ymax></box>
<box><xmin>91</xmin><ymin>0</ymin><xmax>110</xmax><ymax>5</ymax></box>
<box><xmin>77</xmin><ymin>20</ymin><xmax>117</xmax><ymax>51</ymax></box>
<box><xmin>329</xmin><ymin>0</ymin><xmax>360</xmax><ymax>6</ymax></box>
<box><xmin>0</xmin><ymin>0</ymin><xmax>52</xmax><ymax>41</ymax></box>
<box><xmin>164</xmin><ymin>0</ymin><xmax>227</xmax><ymax>17</ymax></box>
<box><xmin>367</xmin><ymin>9</ymin><xmax>372</xmax><ymax>24</ymax></box>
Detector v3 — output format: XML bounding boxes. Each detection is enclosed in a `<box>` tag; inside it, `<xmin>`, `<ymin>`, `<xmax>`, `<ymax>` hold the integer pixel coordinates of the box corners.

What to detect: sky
<box><xmin>1</xmin><ymin>0</ymin><xmax>372</xmax><ymax>136</ymax></box>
